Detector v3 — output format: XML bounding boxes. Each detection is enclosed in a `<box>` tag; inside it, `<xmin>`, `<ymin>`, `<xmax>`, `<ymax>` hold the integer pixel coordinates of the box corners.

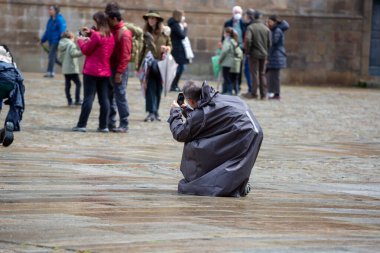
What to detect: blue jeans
<box><xmin>146</xmin><ymin>61</ymin><xmax>162</xmax><ymax>113</ymax></box>
<box><xmin>109</xmin><ymin>68</ymin><xmax>130</xmax><ymax>128</ymax></box>
<box><xmin>171</xmin><ymin>64</ymin><xmax>185</xmax><ymax>90</ymax></box>
<box><xmin>47</xmin><ymin>43</ymin><xmax>61</xmax><ymax>74</ymax></box>
<box><xmin>244</xmin><ymin>57</ymin><xmax>252</xmax><ymax>93</ymax></box>
<box><xmin>77</xmin><ymin>74</ymin><xmax>110</xmax><ymax>129</ymax></box>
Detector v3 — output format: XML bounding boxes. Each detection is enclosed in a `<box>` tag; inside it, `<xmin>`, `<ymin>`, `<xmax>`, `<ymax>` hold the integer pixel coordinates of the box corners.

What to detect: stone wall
<box><xmin>0</xmin><ymin>0</ymin><xmax>376</xmax><ymax>85</ymax></box>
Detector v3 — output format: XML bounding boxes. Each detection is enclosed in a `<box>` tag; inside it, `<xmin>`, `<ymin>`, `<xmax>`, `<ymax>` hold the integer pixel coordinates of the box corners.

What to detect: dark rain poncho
<box><xmin>0</xmin><ymin>61</ymin><xmax>25</xmax><ymax>131</ymax></box>
<box><xmin>168</xmin><ymin>83</ymin><xmax>263</xmax><ymax>197</ymax></box>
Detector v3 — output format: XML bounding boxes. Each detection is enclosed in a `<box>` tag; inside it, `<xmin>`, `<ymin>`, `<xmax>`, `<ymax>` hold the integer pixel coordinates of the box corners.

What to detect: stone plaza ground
<box><xmin>0</xmin><ymin>73</ymin><xmax>380</xmax><ymax>253</ymax></box>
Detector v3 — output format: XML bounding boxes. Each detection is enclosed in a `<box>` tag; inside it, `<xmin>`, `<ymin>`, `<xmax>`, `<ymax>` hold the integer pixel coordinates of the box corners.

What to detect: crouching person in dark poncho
<box><xmin>167</xmin><ymin>80</ymin><xmax>263</xmax><ymax>197</ymax></box>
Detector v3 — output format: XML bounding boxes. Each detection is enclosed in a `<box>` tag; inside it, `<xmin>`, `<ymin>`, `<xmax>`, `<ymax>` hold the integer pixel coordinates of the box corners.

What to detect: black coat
<box><xmin>168</xmin><ymin>83</ymin><xmax>263</xmax><ymax>197</ymax></box>
<box><xmin>168</xmin><ymin>18</ymin><xmax>189</xmax><ymax>65</ymax></box>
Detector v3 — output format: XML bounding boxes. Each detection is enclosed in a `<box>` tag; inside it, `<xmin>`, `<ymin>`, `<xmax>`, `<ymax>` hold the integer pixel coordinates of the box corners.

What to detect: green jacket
<box><xmin>245</xmin><ymin>20</ymin><xmax>272</xmax><ymax>59</ymax></box>
<box><xmin>139</xmin><ymin>27</ymin><xmax>172</xmax><ymax>68</ymax></box>
<box><xmin>219</xmin><ymin>38</ymin><xmax>242</xmax><ymax>72</ymax></box>
<box><xmin>58</xmin><ymin>38</ymin><xmax>83</xmax><ymax>74</ymax></box>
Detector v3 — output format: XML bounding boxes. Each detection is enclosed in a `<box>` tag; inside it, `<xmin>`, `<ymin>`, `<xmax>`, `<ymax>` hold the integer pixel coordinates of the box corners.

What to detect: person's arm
<box><xmin>168</xmin><ymin>106</ymin><xmax>203</xmax><ymax>143</ymax></box>
<box><xmin>245</xmin><ymin>28</ymin><xmax>252</xmax><ymax>54</ymax></box>
<box><xmin>77</xmin><ymin>32</ymin><xmax>99</xmax><ymax>56</ymax></box>
<box><xmin>41</xmin><ymin>19</ymin><xmax>50</xmax><ymax>43</ymax></box>
<box><xmin>69</xmin><ymin>42</ymin><xmax>83</xmax><ymax>58</ymax></box>
<box><xmin>218</xmin><ymin>41</ymin><xmax>230</xmax><ymax>63</ymax></box>
<box><xmin>172</xmin><ymin>22</ymin><xmax>187</xmax><ymax>40</ymax></box>
<box><xmin>116</xmin><ymin>30</ymin><xmax>132</xmax><ymax>74</ymax></box>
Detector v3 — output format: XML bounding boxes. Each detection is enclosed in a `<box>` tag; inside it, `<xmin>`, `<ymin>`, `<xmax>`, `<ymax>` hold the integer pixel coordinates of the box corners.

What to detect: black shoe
<box><xmin>144</xmin><ymin>113</ymin><xmax>155</xmax><ymax>122</ymax></box>
<box><xmin>108</xmin><ymin>124</ymin><xmax>117</xmax><ymax>131</ymax></box>
<box><xmin>112</xmin><ymin>125</ymin><xmax>128</xmax><ymax>133</ymax></box>
<box><xmin>1</xmin><ymin>122</ymin><xmax>14</xmax><ymax>147</ymax></box>
<box><xmin>74</xmin><ymin>100</ymin><xmax>82</xmax><ymax>106</ymax></box>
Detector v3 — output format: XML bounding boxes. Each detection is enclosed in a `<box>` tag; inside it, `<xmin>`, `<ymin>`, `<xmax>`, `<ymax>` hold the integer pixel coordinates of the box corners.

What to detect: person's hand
<box><xmin>171</xmin><ymin>100</ymin><xmax>180</xmax><ymax>109</ymax></box>
<box><xmin>161</xmin><ymin>45</ymin><xmax>170</xmax><ymax>53</ymax></box>
<box><xmin>114</xmin><ymin>73</ymin><xmax>122</xmax><ymax>84</ymax></box>
<box><xmin>182</xmin><ymin>22</ymin><xmax>188</xmax><ymax>28</ymax></box>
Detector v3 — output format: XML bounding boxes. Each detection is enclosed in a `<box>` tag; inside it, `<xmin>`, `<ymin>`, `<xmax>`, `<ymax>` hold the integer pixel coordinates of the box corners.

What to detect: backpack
<box><xmin>230</xmin><ymin>40</ymin><xmax>243</xmax><ymax>73</ymax></box>
<box><xmin>118</xmin><ymin>23</ymin><xmax>143</xmax><ymax>70</ymax></box>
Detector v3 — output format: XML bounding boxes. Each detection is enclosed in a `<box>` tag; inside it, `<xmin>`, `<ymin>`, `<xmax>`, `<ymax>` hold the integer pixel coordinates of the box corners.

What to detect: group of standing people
<box><xmin>220</xmin><ymin>6</ymin><xmax>289</xmax><ymax>100</ymax></box>
<box><xmin>40</xmin><ymin>3</ymin><xmax>194</xmax><ymax>132</ymax></box>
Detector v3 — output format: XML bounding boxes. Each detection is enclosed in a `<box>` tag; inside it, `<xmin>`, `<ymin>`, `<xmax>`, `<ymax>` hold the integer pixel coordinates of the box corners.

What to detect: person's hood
<box><xmin>58</xmin><ymin>38</ymin><xmax>71</xmax><ymax>51</ymax></box>
<box><xmin>0</xmin><ymin>45</ymin><xmax>13</xmax><ymax>64</ymax></box>
<box><xmin>277</xmin><ymin>20</ymin><xmax>289</xmax><ymax>32</ymax></box>
<box><xmin>167</xmin><ymin>17</ymin><xmax>177</xmax><ymax>27</ymax></box>
<box><xmin>198</xmin><ymin>81</ymin><xmax>218</xmax><ymax>108</ymax></box>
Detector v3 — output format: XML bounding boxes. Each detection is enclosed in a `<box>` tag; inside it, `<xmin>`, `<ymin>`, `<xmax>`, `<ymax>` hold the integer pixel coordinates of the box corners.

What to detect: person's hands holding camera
<box><xmin>171</xmin><ymin>100</ymin><xmax>180</xmax><ymax>109</ymax></box>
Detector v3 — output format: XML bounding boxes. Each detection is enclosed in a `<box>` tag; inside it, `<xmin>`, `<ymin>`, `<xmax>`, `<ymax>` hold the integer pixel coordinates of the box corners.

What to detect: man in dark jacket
<box><xmin>105</xmin><ymin>3</ymin><xmax>132</xmax><ymax>133</ymax></box>
<box><xmin>40</xmin><ymin>5</ymin><xmax>66</xmax><ymax>78</ymax></box>
<box><xmin>245</xmin><ymin>10</ymin><xmax>271</xmax><ymax>99</ymax></box>
<box><xmin>168</xmin><ymin>80</ymin><xmax>263</xmax><ymax>197</ymax></box>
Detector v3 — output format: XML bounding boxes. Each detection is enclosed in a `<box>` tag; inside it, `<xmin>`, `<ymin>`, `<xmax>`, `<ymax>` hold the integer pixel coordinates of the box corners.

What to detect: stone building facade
<box><xmin>0</xmin><ymin>0</ymin><xmax>379</xmax><ymax>85</ymax></box>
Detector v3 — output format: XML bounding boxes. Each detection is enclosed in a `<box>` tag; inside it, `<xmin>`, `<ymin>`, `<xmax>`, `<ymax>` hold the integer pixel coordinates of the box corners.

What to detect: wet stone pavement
<box><xmin>1</xmin><ymin>72</ymin><xmax>380</xmax><ymax>253</ymax></box>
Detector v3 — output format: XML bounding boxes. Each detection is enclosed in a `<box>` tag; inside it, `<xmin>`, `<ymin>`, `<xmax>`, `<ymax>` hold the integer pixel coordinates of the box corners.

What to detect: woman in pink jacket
<box><xmin>72</xmin><ymin>11</ymin><xmax>115</xmax><ymax>133</ymax></box>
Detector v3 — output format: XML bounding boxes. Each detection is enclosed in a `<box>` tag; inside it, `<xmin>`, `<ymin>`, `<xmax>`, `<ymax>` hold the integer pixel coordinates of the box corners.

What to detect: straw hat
<box><xmin>143</xmin><ymin>10</ymin><xmax>164</xmax><ymax>22</ymax></box>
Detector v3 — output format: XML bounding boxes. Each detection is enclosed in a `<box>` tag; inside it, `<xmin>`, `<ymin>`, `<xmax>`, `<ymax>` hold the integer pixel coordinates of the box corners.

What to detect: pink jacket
<box><xmin>78</xmin><ymin>31</ymin><xmax>115</xmax><ymax>77</ymax></box>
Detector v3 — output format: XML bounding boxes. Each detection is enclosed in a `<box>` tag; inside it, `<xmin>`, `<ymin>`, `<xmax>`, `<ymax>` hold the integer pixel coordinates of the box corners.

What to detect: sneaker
<box><xmin>154</xmin><ymin>112</ymin><xmax>161</xmax><ymax>122</ymax></box>
<box><xmin>144</xmin><ymin>113</ymin><xmax>155</xmax><ymax>122</ymax></box>
<box><xmin>241</xmin><ymin>182</ymin><xmax>252</xmax><ymax>197</ymax></box>
<box><xmin>112</xmin><ymin>126</ymin><xmax>128</xmax><ymax>133</ymax></box>
<box><xmin>268</xmin><ymin>94</ymin><xmax>281</xmax><ymax>100</ymax></box>
<box><xmin>43</xmin><ymin>73</ymin><xmax>54</xmax><ymax>78</ymax></box>
<box><xmin>72</xmin><ymin>126</ymin><xmax>86</xmax><ymax>132</ymax></box>
<box><xmin>1</xmin><ymin>122</ymin><xmax>14</xmax><ymax>147</ymax></box>
<box><xmin>97</xmin><ymin>128</ymin><xmax>109</xmax><ymax>133</ymax></box>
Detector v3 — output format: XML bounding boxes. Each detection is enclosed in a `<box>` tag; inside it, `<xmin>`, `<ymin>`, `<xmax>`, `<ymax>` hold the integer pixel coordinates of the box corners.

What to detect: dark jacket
<box><xmin>168</xmin><ymin>18</ymin><xmax>189</xmax><ymax>65</ymax></box>
<box><xmin>41</xmin><ymin>13</ymin><xmax>67</xmax><ymax>45</ymax></box>
<box><xmin>168</xmin><ymin>83</ymin><xmax>263</xmax><ymax>197</ymax></box>
<box><xmin>0</xmin><ymin>62</ymin><xmax>25</xmax><ymax>131</ymax></box>
<box><xmin>222</xmin><ymin>18</ymin><xmax>247</xmax><ymax>47</ymax></box>
<box><xmin>267</xmin><ymin>20</ymin><xmax>289</xmax><ymax>69</ymax></box>
<box><xmin>245</xmin><ymin>20</ymin><xmax>271</xmax><ymax>59</ymax></box>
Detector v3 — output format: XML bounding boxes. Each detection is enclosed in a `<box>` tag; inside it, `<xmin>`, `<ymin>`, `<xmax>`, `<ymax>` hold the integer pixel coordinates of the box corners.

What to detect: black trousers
<box><xmin>64</xmin><ymin>74</ymin><xmax>81</xmax><ymax>104</ymax></box>
<box><xmin>77</xmin><ymin>74</ymin><xmax>110</xmax><ymax>129</ymax></box>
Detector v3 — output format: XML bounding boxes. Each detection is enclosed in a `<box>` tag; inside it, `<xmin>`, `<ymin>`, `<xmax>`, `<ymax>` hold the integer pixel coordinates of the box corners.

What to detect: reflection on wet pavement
<box><xmin>0</xmin><ymin>73</ymin><xmax>379</xmax><ymax>252</ymax></box>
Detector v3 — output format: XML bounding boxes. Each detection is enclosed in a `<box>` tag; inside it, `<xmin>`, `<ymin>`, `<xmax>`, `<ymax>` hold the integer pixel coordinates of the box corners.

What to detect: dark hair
<box><xmin>93</xmin><ymin>11</ymin><xmax>111</xmax><ymax>37</ymax></box>
<box><xmin>245</xmin><ymin>8</ymin><xmax>255</xmax><ymax>22</ymax></box>
<box><xmin>105</xmin><ymin>2</ymin><xmax>122</xmax><ymax>21</ymax></box>
<box><xmin>49</xmin><ymin>5</ymin><xmax>60</xmax><ymax>13</ymax></box>
<box><xmin>143</xmin><ymin>10</ymin><xmax>164</xmax><ymax>35</ymax></box>
<box><xmin>269</xmin><ymin>15</ymin><xmax>282</xmax><ymax>23</ymax></box>
<box><xmin>183</xmin><ymin>80</ymin><xmax>202</xmax><ymax>101</ymax></box>
<box><xmin>254</xmin><ymin>10</ymin><xmax>262</xmax><ymax>20</ymax></box>
<box><xmin>224</xmin><ymin>27</ymin><xmax>238</xmax><ymax>42</ymax></box>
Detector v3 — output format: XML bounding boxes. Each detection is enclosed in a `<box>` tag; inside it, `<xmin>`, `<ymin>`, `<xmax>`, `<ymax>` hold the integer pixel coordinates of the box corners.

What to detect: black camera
<box><xmin>177</xmin><ymin>92</ymin><xmax>185</xmax><ymax>106</ymax></box>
